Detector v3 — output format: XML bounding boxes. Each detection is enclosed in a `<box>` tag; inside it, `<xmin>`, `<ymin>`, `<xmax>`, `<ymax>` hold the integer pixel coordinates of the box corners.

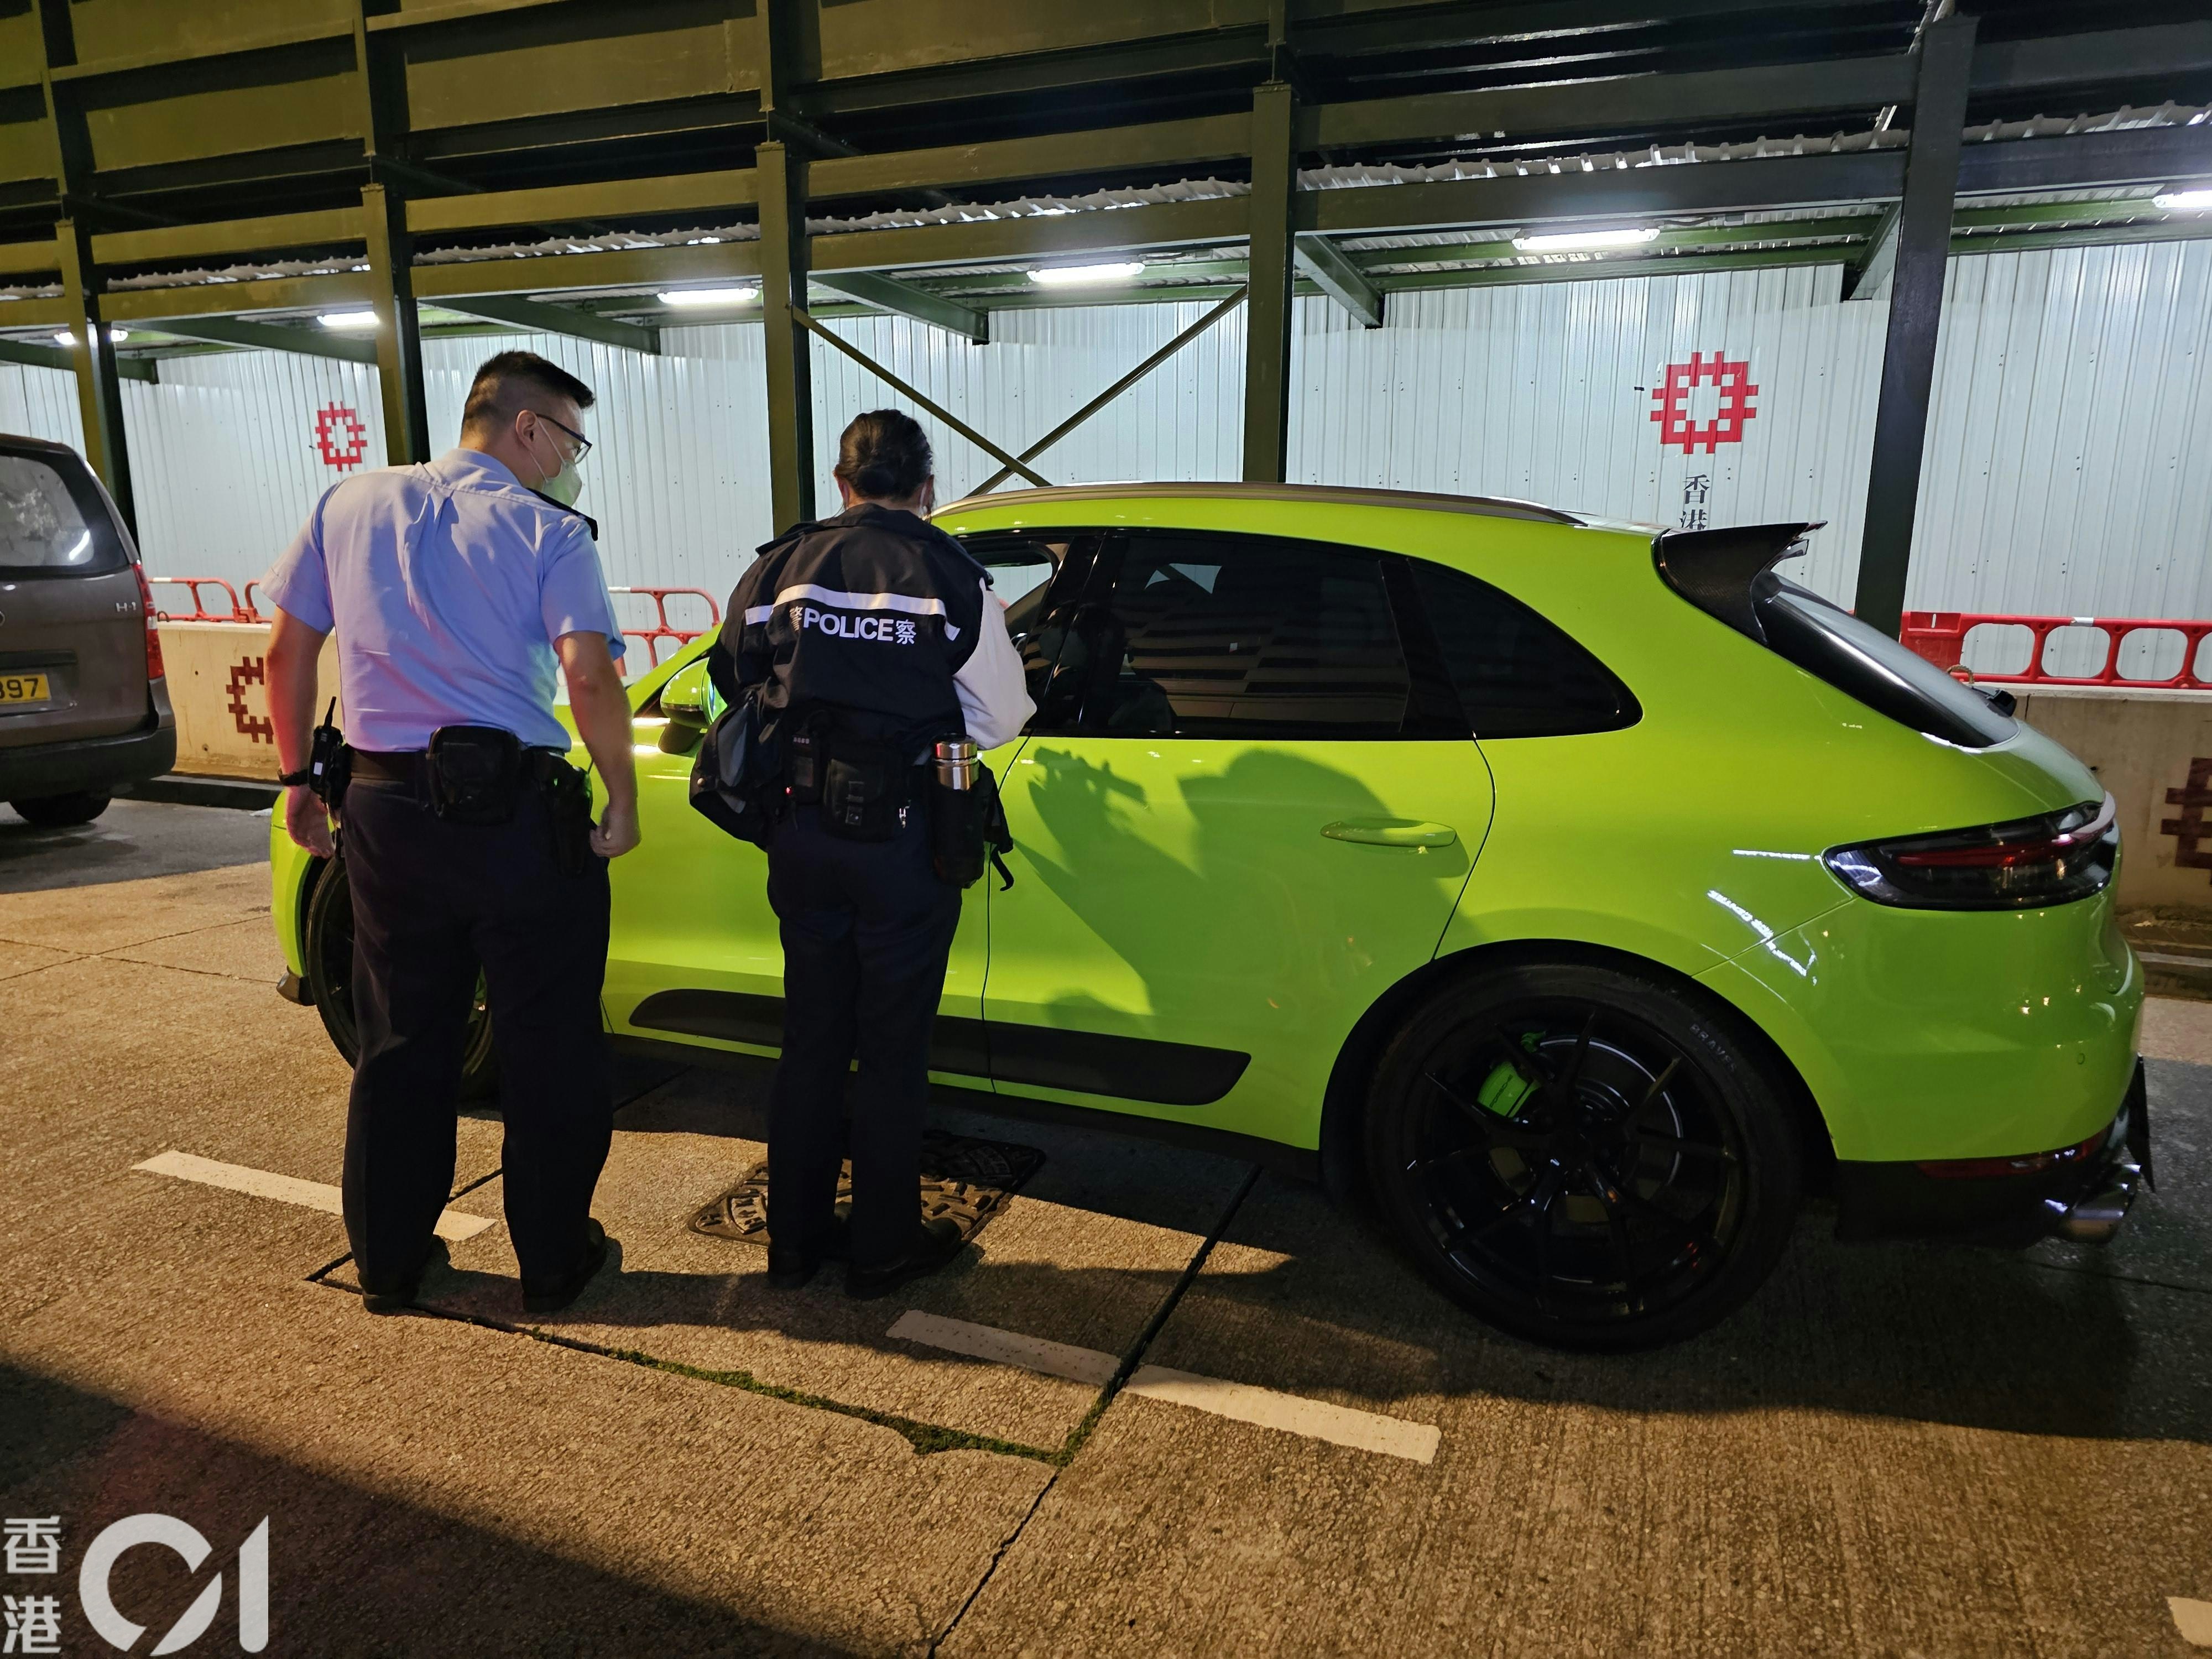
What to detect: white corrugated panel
<box><xmin>1909</xmin><ymin>238</ymin><xmax>2212</xmax><ymax>674</ymax></box>
<box><xmin>16</xmin><ymin>241</ymin><xmax>2210</xmax><ymax>655</ymax></box>
<box><xmin>1286</xmin><ymin>268</ymin><xmax>1886</xmax><ymax>599</ymax></box>
<box><xmin>0</xmin><ymin>362</ymin><xmax>86</xmax><ymax>453</ymax></box>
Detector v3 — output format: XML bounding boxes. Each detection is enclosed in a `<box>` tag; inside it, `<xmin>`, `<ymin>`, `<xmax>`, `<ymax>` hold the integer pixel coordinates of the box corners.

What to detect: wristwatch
<box><xmin>278</xmin><ymin>768</ymin><xmax>313</xmax><ymax>787</ymax></box>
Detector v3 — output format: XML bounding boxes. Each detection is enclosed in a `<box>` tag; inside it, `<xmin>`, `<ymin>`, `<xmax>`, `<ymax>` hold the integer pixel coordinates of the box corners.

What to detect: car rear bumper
<box><xmin>0</xmin><ymin>704</ymin><xmax>176</xmax><ymax>801</ymax></box>
<box><xmin>1832</xmin><ymin>1059</ymin><xmax>2151</xmax><ymax>1246</ymax></box>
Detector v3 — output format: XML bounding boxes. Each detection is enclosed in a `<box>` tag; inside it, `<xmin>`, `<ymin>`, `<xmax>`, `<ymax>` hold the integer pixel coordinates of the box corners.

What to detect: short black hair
<box><xmin>834</xmin><ymin>409</ymin><xmax>933</xmax><ymax>500</ymax></box>
<box><xmin>461</xmin><ymin>350</ymin><xmax>595</xmax><ymax>435</ymax></box>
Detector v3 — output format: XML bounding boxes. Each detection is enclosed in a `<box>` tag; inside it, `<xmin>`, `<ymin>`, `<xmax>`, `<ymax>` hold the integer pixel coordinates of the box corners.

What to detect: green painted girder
<box><xmin>102</xmin><ymin>272</ymin><xmax>373</xmax><ymax>323</ymax></box>
<box><xmin>1375</xmin><ymin>244</ymin><xmax>1853</xmax><ymax>291</ymax></box>
<box><xmin>1303</xmin><ymin>54</ymin><xmax>1915</xmax><ymax>150</ymax></box>
<box><xmin>440</xmin><ymin>294</ymin><xmax>660</xmax><ymax>354</ymax></box>
<box><xmin>92</xmin><ymin>207</ymin><xmax>364</xmax><ymax>268</ymax></box>
<box><xmin>411</xmin><ymin>241</ymin><xmax>763</xmax><ymax>300</ymax></box>
<box><xmin>0</xmin><ymin>337</ymin><xmax>156</xmax><ymax>381</ymax></box>
<box><xmin>1294</xmin><ymin>234</ymin><xmax>1383</xmax><ymax>327</ymax></box>
<box><xmin>1949</xmin><ymin>217</ymin><xmax>2212</xmax><ymax>258</ymax></box>
<box><xmin>813</xmin><ymin>196</ymin><xmax>1249</xmax><ymax>276</ymax></box>
<box><xmin>407</xmin><ymin>171</ymin><xmax>757</xmax><ymax>237</ymax></box>
<box><xmin>808</xmin><ymin>113</ymin><xmax>1250</xmax><ymax>202</ymax></box>
<box><xmin>808</xmin><ymin>272</ymin><xmax>987</xmax><ymax>343</ymax></box>
<box><xmin>0</xmin><ymin>238</ymin><xmax>59</xmax><ymax>276</ymax></box>
<box><xmin>143</xmin><ymin>315</ymin><xmax>378</xmax><ymax>364</ymax></box>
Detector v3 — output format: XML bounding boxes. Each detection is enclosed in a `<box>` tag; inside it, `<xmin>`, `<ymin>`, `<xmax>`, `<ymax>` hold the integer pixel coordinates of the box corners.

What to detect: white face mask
<box><xmin>528</xmin><ymin>419</ymin><xmax>585</xmax><ymax>507</ymax></box>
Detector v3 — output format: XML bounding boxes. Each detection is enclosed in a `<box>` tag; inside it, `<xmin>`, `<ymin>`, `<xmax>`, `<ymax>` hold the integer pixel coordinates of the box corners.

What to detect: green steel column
<box><xmin>1853</xmin><ymin>15</ymin><xmax>1976</xmax><ymax>639</ymax></box>
<box><xmin>54</xmin><ymin>220</ymin><xmax>134</xmax><ymax>537</ymax></box>
<box><xmin>1242</xmin><ymin>81</ymin><xmax>1297</xmax><ymax>483</ymax></box>
<box><xmin>758</xmin><ymin>139</ymin><xmax>816</xmax><ymax>531</ymax></box>
<box><xmin>362</xmin><ymin>182</ymin><xmax>430</xmax><ymax>465</ymax></box>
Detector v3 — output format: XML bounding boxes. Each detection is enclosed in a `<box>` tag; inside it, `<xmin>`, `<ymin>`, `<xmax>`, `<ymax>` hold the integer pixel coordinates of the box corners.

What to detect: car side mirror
<box><xmin>657</xmin><ymin>659</ymin><xmax>714</xmax><ymax>753</ymax></box>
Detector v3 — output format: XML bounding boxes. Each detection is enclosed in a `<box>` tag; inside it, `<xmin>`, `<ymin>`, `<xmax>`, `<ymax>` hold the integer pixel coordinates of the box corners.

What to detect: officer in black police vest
<box><xmin>724</xmin><ymin>410</ymin><xmax>1034</xmax><ymax>1296</ymax></box>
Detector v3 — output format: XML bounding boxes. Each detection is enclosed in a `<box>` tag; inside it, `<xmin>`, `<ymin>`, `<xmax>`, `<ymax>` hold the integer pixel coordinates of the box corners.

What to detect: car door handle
<box><xmin>1321</xmin><ymin>820</ymin><xmax>1459</xmax><ymax>848</ymax></box>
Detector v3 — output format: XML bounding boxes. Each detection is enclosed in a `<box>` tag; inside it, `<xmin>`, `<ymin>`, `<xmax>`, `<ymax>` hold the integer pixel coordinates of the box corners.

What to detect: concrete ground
<box><xmin>3</xmin><ymin>797</ymin><xmax>2209</xmax><ymax>1657</ymax></box>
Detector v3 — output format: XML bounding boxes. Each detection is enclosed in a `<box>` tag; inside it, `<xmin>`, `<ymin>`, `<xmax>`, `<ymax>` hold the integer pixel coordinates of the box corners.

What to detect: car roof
<box><xmin>933</xmin><ymin>481</ymin><xmax>1588</xmax><ymax>527</ymax></box>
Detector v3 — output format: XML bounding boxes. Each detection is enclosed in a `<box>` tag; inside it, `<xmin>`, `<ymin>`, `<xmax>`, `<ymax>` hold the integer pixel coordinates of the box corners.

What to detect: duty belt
<box><xmin>349</xmin><ymin>747</ymin><xmax>571</xmax><ymax>785</ymax></box>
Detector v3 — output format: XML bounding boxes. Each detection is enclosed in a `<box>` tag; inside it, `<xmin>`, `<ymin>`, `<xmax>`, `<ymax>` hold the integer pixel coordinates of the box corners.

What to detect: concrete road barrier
<box><xmin>156</xmin><ymin>622</ymin><xmax>337</xmax><ymax>782</ymax></box>
<box><xmin>2016</xmin><ymin>687</ymin><xmax>2212</xmax><ymax>915</ymax></box>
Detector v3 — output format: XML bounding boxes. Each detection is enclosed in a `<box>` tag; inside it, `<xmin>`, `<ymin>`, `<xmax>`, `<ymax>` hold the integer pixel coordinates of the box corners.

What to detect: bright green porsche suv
<box><xmin>270</xmin><ymin>484</ymin><xmax>2148</xmax><ymax>1349</ymax></box>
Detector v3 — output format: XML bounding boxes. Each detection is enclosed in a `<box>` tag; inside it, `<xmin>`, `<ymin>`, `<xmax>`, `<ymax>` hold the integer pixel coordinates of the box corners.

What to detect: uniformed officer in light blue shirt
<box><xmin>262</xmin><ymin>350</ymin><xmax>640</xmax><ymax>1318</ymax></box>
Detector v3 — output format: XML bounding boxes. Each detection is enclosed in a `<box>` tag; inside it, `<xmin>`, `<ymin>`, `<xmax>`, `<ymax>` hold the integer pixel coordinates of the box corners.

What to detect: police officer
<box><xmin>262</xmin><ymin>350</ymin><xmax>641</xmax><ymax>1316</ymax></box>
<box><xmin>724</xmin><ymin>410</ymin><xmax>1033</xmax><ymax>1297</ymax></box>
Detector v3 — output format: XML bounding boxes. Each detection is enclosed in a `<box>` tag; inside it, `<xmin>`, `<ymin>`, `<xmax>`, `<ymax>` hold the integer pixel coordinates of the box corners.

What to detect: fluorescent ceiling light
<box><xmin>53</xmin><ymin>327</ymin><xmax>128</xmax><ymax>346</ymax></box>
<box><xmin>2153</xmin><ymin>187</ymin><xmax>2212</xmax><ymax>213</ymax></box>
<box><xmin>656</xmin><ymin>286</ymin><xmax>759</xmax><ymax>306</ymax></box>
<box><xmin>1511</xmin><ymin>227</ymin><xmax>1662</xmax><ymax>253</ymax></box>
<box><xmin>319</xmin><ymin>310</ymin><xmax>381</xmax><ymax>330</ymax></box>
<box><xmin>1027</xmin><ymin>262</ymin><xmax>1146</xmax><ymax>286</ymax></box>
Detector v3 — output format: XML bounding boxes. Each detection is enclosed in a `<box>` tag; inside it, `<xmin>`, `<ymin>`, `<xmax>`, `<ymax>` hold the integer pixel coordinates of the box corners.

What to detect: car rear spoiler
<box><xmin>1652</xmin><ymin>522</ymin><xmax>1822</xmax><ymax>643</ymax></box>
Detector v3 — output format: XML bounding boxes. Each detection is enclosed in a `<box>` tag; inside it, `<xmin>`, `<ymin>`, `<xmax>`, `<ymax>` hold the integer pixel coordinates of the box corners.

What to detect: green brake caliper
<box><xmin>1474</xmin><ymin>1032</ymin><xmax>1543</xmax><ymax>1117</ymax></box>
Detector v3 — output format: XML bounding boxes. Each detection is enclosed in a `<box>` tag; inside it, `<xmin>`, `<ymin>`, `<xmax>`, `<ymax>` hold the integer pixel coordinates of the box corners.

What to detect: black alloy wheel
<box><xmin>9</xmin><ymin>790</ymin><xmax>111</xmax><ymax>827</ymax></box>
<box><xmin>302</xmin><ymin>853</ymin><xmax>499</xmax><ymax>1102</ymax></box>
<box><xmin>1365</xmin><ymin>961</ymin><xmax>1803</xmax><ymax>1350</ymax></box>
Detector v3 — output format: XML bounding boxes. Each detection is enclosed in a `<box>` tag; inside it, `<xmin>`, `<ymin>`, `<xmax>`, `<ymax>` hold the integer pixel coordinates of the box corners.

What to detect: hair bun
<box><xmin>834</xmin><ymin>409</ymin><xmax>933</xmax><ymax>502</ymax></box>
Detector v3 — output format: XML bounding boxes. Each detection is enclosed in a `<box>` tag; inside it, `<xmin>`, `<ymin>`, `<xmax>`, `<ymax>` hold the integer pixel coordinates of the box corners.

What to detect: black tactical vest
<box><xmin>719</xmin><ymin>503</ymin><xmax>988</xmax><ymax>754</ymax></box>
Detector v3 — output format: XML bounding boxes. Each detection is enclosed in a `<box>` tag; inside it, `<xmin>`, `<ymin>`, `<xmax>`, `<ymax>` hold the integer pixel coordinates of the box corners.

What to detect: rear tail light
<box><xmin>1823</xmin><ymin>794</ymin><xmax>2117</xmax><ymax>910</ymax></box>
<box><xmin>135</xmin><ymin>565</ymin><xmax>164</xmax><ymax>680</ymax></box>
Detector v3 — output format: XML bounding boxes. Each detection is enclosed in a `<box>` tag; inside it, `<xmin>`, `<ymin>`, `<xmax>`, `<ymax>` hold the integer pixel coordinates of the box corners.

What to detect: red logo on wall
<box><xmin>226</xmin><ymin>655</ymin><xmax>274</xmax><ymax>745</ymax></box>
<box><xmin>1649</xmin><ymin>353</ymin><xmax>1759</xmax><ymax>454</ymax></box>
<box><xmin>315</xmin><ymin>403</ymin><xmax>369</xmax><ymax>471</ymax></box>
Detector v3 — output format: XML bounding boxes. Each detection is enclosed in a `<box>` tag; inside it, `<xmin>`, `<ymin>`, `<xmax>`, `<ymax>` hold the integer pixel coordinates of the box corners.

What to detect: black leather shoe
<box><xmin>846</xmin><ymin>1218</ymin><xmax>966</xmax><ymax>1301</ymax></box>
<box><xmin>361</xmin><ymin>1238</ymin><xmax>448</xmax><ymax>1316</ymax></box>
<box><xmin>521</xmin><ymin>1219</ymin><xmax>613</xmax><ymax>1314</ymax></box>
<box><xmin>764</xmin><ymin>1215</ymin><xmax>850</xmax><ymax>1289</ymax></box>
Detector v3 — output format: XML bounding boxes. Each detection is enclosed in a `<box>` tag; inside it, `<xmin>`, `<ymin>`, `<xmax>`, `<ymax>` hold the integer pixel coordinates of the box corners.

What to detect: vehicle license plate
<box><xmin>0</xmin><ymin>673</ymin><xmax>50</xmax><ymax>705</ymax></box>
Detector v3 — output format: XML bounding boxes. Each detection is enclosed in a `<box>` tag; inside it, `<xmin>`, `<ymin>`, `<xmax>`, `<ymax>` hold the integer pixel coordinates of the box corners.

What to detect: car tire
<box><xmin>10</xmin><ymin>790</ymin><xmax>111</xmax><ymax>827</ymax></box>
<box><xmin>302</xmin><ymin>853</ymin><xmax>500</xmax><ymax>1103</ymax></box>
<box><xmin>1364</xmin><ymin>958</ymin><xmax>1804</xmax><ymax>1351</ymax></box>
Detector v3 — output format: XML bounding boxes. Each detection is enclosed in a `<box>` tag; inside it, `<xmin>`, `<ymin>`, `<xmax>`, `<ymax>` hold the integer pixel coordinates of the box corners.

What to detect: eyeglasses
<box><xmin>530</xmin><ymin>409</ymin><xmax>593</xmax><ymax>466</ymax></box>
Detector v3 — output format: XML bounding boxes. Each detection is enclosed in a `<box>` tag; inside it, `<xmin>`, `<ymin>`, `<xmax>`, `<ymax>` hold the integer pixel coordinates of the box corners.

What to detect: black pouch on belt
<box><xmin>537</xmin><ymin>753</ymin><xmax>597</xmax><ymax>874</ymax></box>
<box><xmin>426</xmin><ymin>725</ymin><xmax>524</xmax><ymax>825</ymax></box>
<box><xmin>930</xmin><ymin>763</ymin><xmax>1015</xmax><ymax>889</ymax></box>
<box><xmin>819</xmin><ymin>739</ymin><xmax>911</xmax><ymax>842</ymax></box>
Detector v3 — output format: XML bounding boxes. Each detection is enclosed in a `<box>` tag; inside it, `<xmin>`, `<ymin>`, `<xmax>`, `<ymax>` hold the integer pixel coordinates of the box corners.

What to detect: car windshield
<box><xmin>0</xmin><ymin>451</ymin><xmax>124</xmax><ymax>578</ymax></box>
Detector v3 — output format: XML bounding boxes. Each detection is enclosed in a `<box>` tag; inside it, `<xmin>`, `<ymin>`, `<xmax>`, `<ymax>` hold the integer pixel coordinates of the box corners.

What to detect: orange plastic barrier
<box><xmin>1903</xmin><ymin>611</ymin><xmax>2212</xmax><ymax>691</ymax></box>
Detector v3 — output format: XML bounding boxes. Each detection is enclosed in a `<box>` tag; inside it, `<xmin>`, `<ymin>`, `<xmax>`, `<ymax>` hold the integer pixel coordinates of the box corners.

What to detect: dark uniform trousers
<box><xmin>341</xmin><ymin>777</ymin><xmax>613</xmax><ymax>1287</ymax></box>
<box><xmin>765</xmin><ymin>802</ymin><xmax>962</xmax><ymax>1270</ymax></box>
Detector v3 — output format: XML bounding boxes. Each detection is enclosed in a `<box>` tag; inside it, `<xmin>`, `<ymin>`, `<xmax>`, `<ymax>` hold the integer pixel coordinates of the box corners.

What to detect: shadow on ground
<box><xmin>0</xmin><ymin>1363</ymin><xmax>857</xmax><ymax>1658</ymax></box>
<box><xmin>0</xmin><ymin>799</ymin><xmax>268</xmax><ymax>895</ymax></box>
<box><xmin>488</xmin><ymin>1050</ymin><xmax>2212</xmax><ymax>1450</ymax></box>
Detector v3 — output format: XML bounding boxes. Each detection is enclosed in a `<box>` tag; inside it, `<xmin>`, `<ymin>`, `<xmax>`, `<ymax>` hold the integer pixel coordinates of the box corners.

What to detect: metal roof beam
<box><xmin>411</xmin><ymin>242</ymin><xmax>762</xmax><ymax>300</ymax></box>
<box><xmin>407</xmin><ymin>170</ymin><xmax>758</xmax><ymax>237</ymax></box>
<box><xmin>1305</xmin><ymin>54</ymin><xmax>1915</xmax><ymax>151</ymax></box>
<box><xmin>809</xmin><ymin>114</ymin><xmax>1250</xmax><ymax>202</ymax></box>
<box><xmin>812</xmin><ymin>196</ymin><xmax>1249</xmax><ymax>278</ymax></box>
<box><xmin>1971</xmin><ymin>21</ymin><xmax>2212</xmax><ymax>92</ymax></box>
<box><xmin>1956</xmin><ymin>123</ymin><xmax>2212</xmax><ymax>195</ymax></box>
<box><xmin>0</xmin><ymin>337</ymin><xmax>157</xmax><ymax>381</ymax></box>
<box><xmin>1304</xmin><ymin>151</ymin><xmax>1906</xmax><ymax>237</ymax></box>
<box><xmin>439</xmin><ymin>294</ymin><xmax>660</xmax><ymax>354</ymax></box>
<box><xmin>141</xmin><ymin>315</ymin><xmax>378</xmax><ymax>364</ymax></box>
<box><xmin>1293</xmin><ymin>233</ymin><xmax>1382</xmax><ymax>327</ymax></box>
<box><xmin>808</xmin><ymin>272</ymin><xmax>987</xmax><ymax>343</ymax></box>
<box><xmin>1842</xmin><ymin>202</ymin><xmax>1900</xmax><ymax>301</ymax></box>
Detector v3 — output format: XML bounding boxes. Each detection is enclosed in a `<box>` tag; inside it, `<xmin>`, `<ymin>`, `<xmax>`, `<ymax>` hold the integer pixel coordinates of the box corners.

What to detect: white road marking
<box><xmin>134</xmin><ymin>1151</ymin><xmax>497</xmax><ymax>1243</ymax></box>
<box><xmin>1122</xmin><ymin>1365</ymin><xmax>1442</xmax><ymax>1463</ymax></box>
<box><xmin>887</xmin><ymin>1310</ymin><xmax>1118</xmax><ymax>1386</ymax></box>
<box><xmin>886</xmin><ymin>1310</ymin><xmax>1439</xmax><ymax>1464</ymax></box>
<box><xmin>2173</xmin><ymin>1598</ymin><xmax>2212</xmax><ymax>1647</ymax></box>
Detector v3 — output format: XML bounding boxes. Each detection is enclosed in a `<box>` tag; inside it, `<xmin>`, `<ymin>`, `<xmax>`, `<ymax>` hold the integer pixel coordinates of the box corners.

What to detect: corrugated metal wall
<box><xmin>3</xmin><ymin>239</ymin><xmax>2207</xmax><ymax>650</ymax></box>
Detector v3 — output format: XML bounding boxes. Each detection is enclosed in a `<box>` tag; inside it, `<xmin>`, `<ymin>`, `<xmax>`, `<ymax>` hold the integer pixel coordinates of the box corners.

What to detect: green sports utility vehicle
<box><xmin>269</xmin><ymin>484</ymin><xmax>2149</xmax><ymax>1349</ymax></box>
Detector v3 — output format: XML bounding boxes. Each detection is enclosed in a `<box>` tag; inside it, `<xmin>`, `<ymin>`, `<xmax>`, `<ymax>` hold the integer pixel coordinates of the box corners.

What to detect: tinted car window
<box><xmin>1756</xmin><ymin>578</ymin><xmax>2016</xmax><ymax>749</ymax></box>
<box><xmin>0</xmin><ymin>451</ymin><xmax>124</xmax><ymax>578</ymax></box>
<box><xmin>1408</xmin><ymin>559</ymin><xmax>1639</xmax><ymax>737</ymax></box>
<box><xmin>1091</xmin><ymin>532</ymin><xmax>1413</xmax><ymax>738</ymax></box>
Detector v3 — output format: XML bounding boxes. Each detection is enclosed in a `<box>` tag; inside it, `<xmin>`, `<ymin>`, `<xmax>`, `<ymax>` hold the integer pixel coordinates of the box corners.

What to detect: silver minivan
<box><xmin>0</xmin><ymin>434</ymin><xmax>175</xmax><ymax>825</ymax></box>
